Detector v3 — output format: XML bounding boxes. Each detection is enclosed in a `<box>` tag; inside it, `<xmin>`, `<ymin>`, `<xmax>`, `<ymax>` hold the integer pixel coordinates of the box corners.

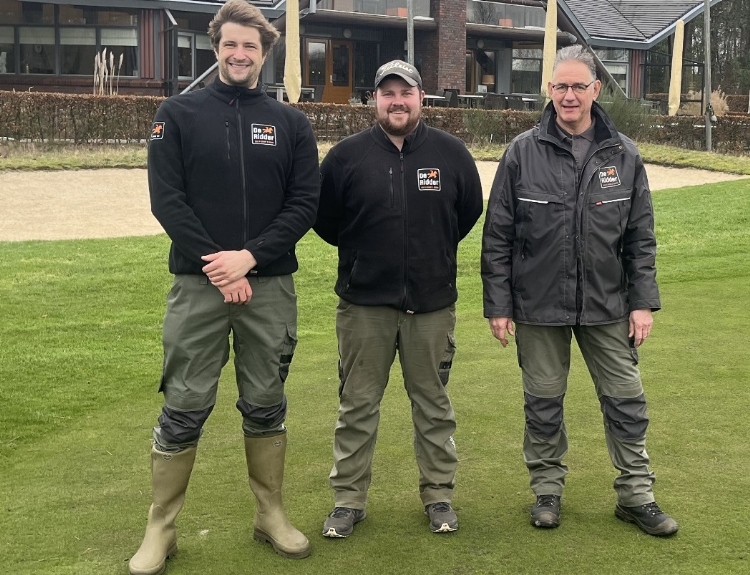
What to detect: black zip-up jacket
<box><xmin>481</xmin><ymin>101</ymin><xmax>660</xmax><ymax>325</ymax></box>
<box><xmin>148</xmin><ymin>78</ymin><xmax>319</xmax><ymax>276</ymax></box>
<box><xmin>315</xmin><ymin>121</ymin><xmax>483</xmax><ymax>313</ymax></box>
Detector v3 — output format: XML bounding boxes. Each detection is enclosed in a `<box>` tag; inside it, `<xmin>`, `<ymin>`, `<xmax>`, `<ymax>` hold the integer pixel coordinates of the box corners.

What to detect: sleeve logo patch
<box><xmin>150</xmin><ymin>122</ymin><xmax>165</xmax><ymax>140</ymax></box>
<box><xmin>252</xmin><ymin>124</ymin><xmax>277</xmax><ymax>146</ymax></box>
<box><xmin>418</xmin><ymin>168</ymin><xmax>441</xmax><ymax>191</ymax></box>
<box><xmin>598</xmin><ymin>166</ymin><xmax>621</xmax><ymax>188</ymax></box>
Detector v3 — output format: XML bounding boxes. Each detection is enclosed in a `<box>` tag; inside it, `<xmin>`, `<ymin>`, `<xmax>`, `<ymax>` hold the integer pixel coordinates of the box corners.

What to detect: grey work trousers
<box><xmin>516</xmin><ymin>321</ymin><xmax>656</xmax><ymax>507</ymax></box>
<box><xmin>329</xmin><ymin>300</ymin><xmax>458</xmax><ymax>509</ymax></box>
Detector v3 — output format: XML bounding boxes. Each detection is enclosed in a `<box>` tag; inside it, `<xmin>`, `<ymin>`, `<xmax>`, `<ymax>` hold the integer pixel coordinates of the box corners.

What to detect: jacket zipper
<box><xmin>235</xmin><ymin>97</ymin><xmax>248</xmax><ymax>245</ymax></box>
<box><xmin>225</xmin><ymin>120</ymin><xmax>231</xmax><ymax>160</ymax></box>
<box><xmin>389</xmin><ymin>167</ymin><xmax>394</xmax><ymax>208</ymax></box>
<box><xmin>400</xmin><ymin>152</ymin><xmax>410</xmax><ymax>312</ymax></box>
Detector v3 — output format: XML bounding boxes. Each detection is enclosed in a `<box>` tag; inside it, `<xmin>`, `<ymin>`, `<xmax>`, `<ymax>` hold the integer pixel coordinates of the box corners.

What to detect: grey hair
<box><xmin>553</xmin><ymin>45</ymin><xmax>597</xmax><ymax>81</ymax></box>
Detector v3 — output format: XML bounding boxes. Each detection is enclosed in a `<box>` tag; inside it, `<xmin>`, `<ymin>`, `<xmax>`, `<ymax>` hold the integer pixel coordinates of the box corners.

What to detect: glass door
<box><xmin>305</xmin><ymin>38</ymin><xmax>353</xmax><ymax>103</ymax></box>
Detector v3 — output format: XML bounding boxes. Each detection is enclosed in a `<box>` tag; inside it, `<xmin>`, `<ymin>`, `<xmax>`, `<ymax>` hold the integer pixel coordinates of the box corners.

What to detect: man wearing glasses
<box><xmin>481</xmin><ymin>45</ymin><xmax>678</xmax><ymax>536</ymax></box>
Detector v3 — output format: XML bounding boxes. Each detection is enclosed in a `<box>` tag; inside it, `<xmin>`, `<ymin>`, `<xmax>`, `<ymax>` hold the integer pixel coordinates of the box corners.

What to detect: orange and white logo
<box><xmin>150</xmin><ymin>122</ymin><xmax>165</xmax><ymax>140</ymax></box>
<box><xmin>252</xmin><ymin>124</ymin><xmax>277</xmax><ymax>146</ymax></box>
<box><xmin>598</xmin><ymin>166</ymin><xmax>621</xmax><ymax>188</ymax></box>
<box><xmin>418</xmin><ymin>168</ymin><xmax>441</xmax><ymax>191</ymax></box>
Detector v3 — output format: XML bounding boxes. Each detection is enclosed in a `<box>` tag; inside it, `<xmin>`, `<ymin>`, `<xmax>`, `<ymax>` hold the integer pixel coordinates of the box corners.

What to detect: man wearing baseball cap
<box><xmin>314</xmin><ymin>60</ymin><xmax>483</xmax><ymax>537</ymax></box>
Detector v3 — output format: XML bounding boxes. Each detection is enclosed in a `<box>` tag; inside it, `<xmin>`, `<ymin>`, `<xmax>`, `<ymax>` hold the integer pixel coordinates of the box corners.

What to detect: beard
<box><xmin>377</xmin><ymin>105</ymin><xmax>420</xmax><ymax>137</ymax></box>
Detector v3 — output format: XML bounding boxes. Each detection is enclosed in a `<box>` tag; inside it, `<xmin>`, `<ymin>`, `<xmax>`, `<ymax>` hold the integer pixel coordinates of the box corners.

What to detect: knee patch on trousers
<box><xmin>599</xmin><ymin>394</ymin><xmax>649</xmax><ymax>440</ymax></box>
<box><xmin>524</xmin><ymin>392</ymin><xmax>564</xmax><ymax>439</ymax></box>
<box><xmin>155</xmin><ymin>405</ymin><xmax>213</xmax><ymax>449</ymax></box>
<box><xmin>237</xmin><ymin>396</ymin><xmax>287</xmax><ymax>435</ymax></box>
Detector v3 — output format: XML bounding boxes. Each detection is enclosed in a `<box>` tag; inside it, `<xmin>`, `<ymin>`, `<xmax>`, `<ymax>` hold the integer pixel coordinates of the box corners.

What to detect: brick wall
<box><xmin>420</xmin><ymin>0</ymin><xmax>466</xmax><ymax>92</ymax></box>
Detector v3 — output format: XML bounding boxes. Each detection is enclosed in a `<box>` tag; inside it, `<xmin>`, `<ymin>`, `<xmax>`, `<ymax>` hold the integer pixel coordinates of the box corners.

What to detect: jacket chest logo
<box><xmin>417</xmin><ymin>168</ymin><xmax>441</xmax><ymax>191</ymax></box>
<box><xmin>598</xmin><ymin>166</ymin><xmax>621</xmax><ymax>188</ymax></box>
<box><xmin>251</xmin><ymin>124</ymin><xmax>276</xmax><ymax>146</ymax></box>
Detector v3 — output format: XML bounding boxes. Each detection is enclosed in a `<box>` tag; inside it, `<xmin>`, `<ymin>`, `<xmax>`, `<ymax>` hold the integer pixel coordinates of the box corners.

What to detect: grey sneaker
<box><xmin>615</xmin><ymin>501</ymin><xmax>679</xmax><ymax>536</ymax></box>
<box><xmin>424</xmin><ymin>502</ymin><xmax>458</xmax><ymax>533</ymax></box>
<box><xmin>322</xmin><ymin>507</ymin><xmax>366</xmax><ymax>538</ymax></box>
<box><xmin>530</xmin><ymin>494</ymin><xmax>561</xmax><ymax>528</ymax></box>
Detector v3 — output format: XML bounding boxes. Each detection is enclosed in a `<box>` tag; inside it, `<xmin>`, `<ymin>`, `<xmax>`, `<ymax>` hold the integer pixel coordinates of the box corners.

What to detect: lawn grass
<box><xmin>2</xmin><ymin>140</ymin><xmax>749</xmax><ymax>174</ymax></box>
<box><xmin>1</xmin><ymin>179</ymin><xmax>749</xmax><ymax>574</ymax></box>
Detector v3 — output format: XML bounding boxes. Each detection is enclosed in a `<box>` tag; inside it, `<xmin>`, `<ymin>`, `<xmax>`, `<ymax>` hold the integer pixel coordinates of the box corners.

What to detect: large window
<box><xmin>466</xmin><ymin>49</ymin><xmax>497</xmax><ymax>93</ymax></box>
<box><xmin>594</xmin><ymin>48</ymin><xmax>629</xmax><ymax>95</ymax></box>
<box><xmin>317</xmin><ymin>0</ymin><xmax>430</xmax><ymax>17</ymax></box>
<box><xmin>178</xmin><ymin>32</ymin><xmax>214</xmax><ymax>80</ymax></box>
<box><xmin>0</xmin><ymin>1</ymin><xmax>138</xmax><ymax>76</ymax></box>
<box><xmin>468</xmin><ymin>0</ymin><xmax>545</xmax><ymax>27</ymax></box>
<box><xmin>512</xmin><ymin>47</ymin><xmax>542</xmax><ymax>94</ymax></box>
<box><xmin>0</xmin><ymin>26</ymin><xmax>15</xmax><ymax>73</ymax></box>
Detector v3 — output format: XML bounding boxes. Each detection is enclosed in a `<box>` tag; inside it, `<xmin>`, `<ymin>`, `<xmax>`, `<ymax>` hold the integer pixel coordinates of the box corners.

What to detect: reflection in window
<box><xmin>60</xmin><ymin>27</ymin><xmax>96</xmax><ymax>75</ymax></box>
<box><xmin>102</xmin><ymin>28</ymin><xmax>138</xmax><ymax>77</ymax></box>
<box><xmin>19</xmin><ymin>26</ymin><xmax>54</xmax><ymax>74</ymax></box>
<box><xmin>467</xmin><ymin>0</ymin><xmax>545</xmax><ymax>27</ymax></box>
<box><xmin>273</xmin><ymin>38</ymin><xmax>285</xmax><ymax>84</ymax></box>
<box><xmin>307</xmin><ymin>41</ymin><xmax>325</xmax><ymax>86</ymax></box>
<box><xmin>594</xmin><ymin>49</ymin><xmax>629</xmax><ymax>95</ymax></box>
<box><xmin>178</xmin><ymin>34</ymin><xmax>193</xmax><ymax>78</ymax></box>
<box><xmin>196</xmin><ymin>34</ymin><xmax>214</xmax><ymax>78</ymax></box>
<box><xmin>21</xmin><ymin>1</ymin><xmax>54</xmax><ymax>24</ymax></box>
<box><xmin>511</xmin><ymin>56</ymin><xmax>541</xmax><ymax>94</ymax></box>
<box><xmin>331</xmin><ymin>43</ymin><xmax>349</xmax><ymax>86</ymax></box>
<box><xmin>0</xmin><ymin>26</ymin><xmax>14</xmax><ymax>73</ymax></box>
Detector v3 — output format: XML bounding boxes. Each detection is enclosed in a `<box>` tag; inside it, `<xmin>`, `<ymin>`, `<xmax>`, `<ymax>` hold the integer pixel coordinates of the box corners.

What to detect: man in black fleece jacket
<box><xmin>315</xmin><ymin>60</ymin><xmax>483</xmax><ymax>538</ymax></box>
<box><xmin>129</xmin><ymin>2</ymin><xmax>318</xmax><ymax>573</ymax></box>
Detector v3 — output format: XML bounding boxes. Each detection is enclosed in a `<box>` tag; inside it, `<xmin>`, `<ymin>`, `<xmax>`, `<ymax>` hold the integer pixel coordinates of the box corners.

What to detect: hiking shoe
<box><xmin>530</xmin><ymin>494</ymin><xmax>561</xmax><ymax>528</ymax></box>
<box><xmin>424</xmin><ymin>502</ymin><xmax>458</xmax><ymax>533</ymax></box>
<box><xmin>615</xmin><ymin>501</ymin><xmax>679</xmax><ymax>536</ymax></box>
<box><xmin>322</xmin><ymin>507</ymin><xmax>366</xmax><ymax>538</ymax></box>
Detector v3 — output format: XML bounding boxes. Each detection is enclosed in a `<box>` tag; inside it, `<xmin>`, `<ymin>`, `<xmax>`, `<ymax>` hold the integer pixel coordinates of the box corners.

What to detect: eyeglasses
<box><xmin>550</xmin><ymin>81</ymin><xmax>595</xmax><ymax>95</ymax></box>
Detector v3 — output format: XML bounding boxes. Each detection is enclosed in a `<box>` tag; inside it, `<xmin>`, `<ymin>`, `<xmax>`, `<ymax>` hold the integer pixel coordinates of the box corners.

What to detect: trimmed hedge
<box><xmin>0</xmin><ymin>90</ymin><xmax>748</xmax><ymax>154</ymax></box>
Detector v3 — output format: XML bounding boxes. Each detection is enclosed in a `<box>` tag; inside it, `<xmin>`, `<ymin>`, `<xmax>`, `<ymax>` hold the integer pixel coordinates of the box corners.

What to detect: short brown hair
<box><xmin>208</xmin><ymin>0</ymin><xmax>280</xmax><ymax>55</ymax></box>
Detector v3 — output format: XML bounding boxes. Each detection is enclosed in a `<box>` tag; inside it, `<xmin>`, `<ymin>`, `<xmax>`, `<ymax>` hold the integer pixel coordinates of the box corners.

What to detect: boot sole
<box><xmin>615</xmin><ymin>506</ymin><xmax>679</xmax><ymax>536</ymax></box>
<box><xmin>253</xmin><ymin>529</ymin><xmax>311</xmax><ymax>559</ymax></box>
<box><xmin>128</xmin><ymin>542</ymin><xmax>177</xmax><ymax>575</ymax></box>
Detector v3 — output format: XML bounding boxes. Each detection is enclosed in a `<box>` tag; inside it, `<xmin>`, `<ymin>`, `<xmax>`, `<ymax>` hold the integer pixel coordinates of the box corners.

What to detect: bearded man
<box><xmin>314</xmin><ymin>60</ymin><xmax>483</xmax><ymax>538</ymax></box>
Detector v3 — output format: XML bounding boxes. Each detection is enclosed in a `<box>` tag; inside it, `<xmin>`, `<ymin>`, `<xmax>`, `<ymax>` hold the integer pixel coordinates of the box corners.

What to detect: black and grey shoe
<box><xmin>530</xmin><ymin>494</ymin><xmax>561</xmax><ymax>528</ymax></box>
<box><xmin>425</xmin><ymin>502</ymin><xmax>458</xmax><ymax>533</ymax></box>
<box><xmin>322</xmin><ymin>507</ymin><xmax>366</xmax><ymax>538</ymax></box>
<box><xmin>615</xmin><ymin>501</ymin><xmax>679</xmax><ymax>536</ymax></box>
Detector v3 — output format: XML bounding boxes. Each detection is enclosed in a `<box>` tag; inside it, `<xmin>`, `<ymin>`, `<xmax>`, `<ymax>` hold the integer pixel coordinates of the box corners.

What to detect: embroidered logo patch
<box><xmin>252</xmin><ymin>124</ymin><xmax>276</xmax><ymax>146</ymax></box>
<box><xmin>150</xmin><ymin>122</ymin><xmax>165</xmax><ymax>140</ymax></box>
<box><xmin>598</xmin><ymin>166</ymin><xmax>621</xmax><ymax>188</ymax></box>
<box><xmin>418</xmin><ymin>168</ymin><xmax>441</xmax><ymax>191</ymax></box>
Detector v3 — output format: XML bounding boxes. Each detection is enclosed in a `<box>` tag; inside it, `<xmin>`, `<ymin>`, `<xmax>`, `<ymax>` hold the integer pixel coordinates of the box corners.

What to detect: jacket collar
<box><xmin>538</xmin><ymin>100</ymin><xmax>621</xmax><ymax>149</ymax></box>
<box><xmin>207</xmin><ymin>77</ymin><xmax>268</xmax><ymax>106</ymax></box>
<box><xmin>370</xmin><ymin>119</ymin><xmax>428</xmax><ymax>153</ymax></box>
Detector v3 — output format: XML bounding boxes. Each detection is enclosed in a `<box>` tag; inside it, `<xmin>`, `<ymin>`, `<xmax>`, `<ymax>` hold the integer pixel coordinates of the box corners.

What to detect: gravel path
<box><xmin>1</xmin><ymin>164</ymin><xmax>746</xmax><ymax>241</ymax></box>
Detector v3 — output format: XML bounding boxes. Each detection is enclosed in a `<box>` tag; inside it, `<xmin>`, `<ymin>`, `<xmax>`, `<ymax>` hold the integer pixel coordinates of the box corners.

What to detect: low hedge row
<box><xmin>0</xmin><ymin>90</ymin><xmax>748</xmax><ymax>154</ymax></box>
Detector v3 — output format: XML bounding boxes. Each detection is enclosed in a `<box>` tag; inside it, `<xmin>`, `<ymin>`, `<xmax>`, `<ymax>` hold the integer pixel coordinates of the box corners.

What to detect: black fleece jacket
<box><xmin>315</xmin><ymin>121</ymin><xmax>483</xmax><ymax>313</ymax></box>
<box><xmin>148</xmin><ymin>78</ymin><xmax>319</xmax><ymax>276</ymax></box>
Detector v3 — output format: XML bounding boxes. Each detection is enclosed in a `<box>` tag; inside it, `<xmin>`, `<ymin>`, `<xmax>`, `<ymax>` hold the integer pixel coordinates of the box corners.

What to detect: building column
<box><xmin>421</xmin><ymin>0</ymin><xmax>466</xmax><ymax>93</ymax></box>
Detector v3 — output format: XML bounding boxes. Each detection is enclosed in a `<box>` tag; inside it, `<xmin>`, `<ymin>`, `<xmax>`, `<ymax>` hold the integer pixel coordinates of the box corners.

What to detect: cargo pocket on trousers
<box><xmin>438</xmin><ymin>333</ymin><xmax>457</xmax><ymax>386</ymax></box>
<box><xmin>278</xmin><ymin>324</ymin><xmax>298</xmax><ymax>383</ymax></box>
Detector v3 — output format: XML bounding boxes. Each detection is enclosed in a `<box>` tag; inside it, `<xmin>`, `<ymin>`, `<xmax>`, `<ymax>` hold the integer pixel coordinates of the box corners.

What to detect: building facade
<box><xmin>0</xmin><ymin>0</ymin><xmax>721</xmax><ymax>101</ymax></box>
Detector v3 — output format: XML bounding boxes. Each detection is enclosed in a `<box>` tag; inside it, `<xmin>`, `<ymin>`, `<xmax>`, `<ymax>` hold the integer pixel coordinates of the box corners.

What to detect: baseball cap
<box><xmin>373</xmin><ymin>60</ymin><xmax>422</xmax><ymax>89</ymax></box>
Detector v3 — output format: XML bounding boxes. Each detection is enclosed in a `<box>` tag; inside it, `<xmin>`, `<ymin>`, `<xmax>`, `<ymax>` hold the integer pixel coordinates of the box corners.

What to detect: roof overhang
<box><xmin>557</xmin><ymin>0</ymin><xmax>724</xmax><ymax>50</ymax></box>
<box><xmin>22</xmin><ymin>0</ymin><xmax>280</xmax><ymax>15</ymax></box>
<box><xmin>294</xmin><ymin>9</ymin><xmax>437</xmax><ymax>32</ymax></box>
<box><xmin>467</xmin><ymin>22</ymin><xmax>575</xmax><ymax>43</ymax></box>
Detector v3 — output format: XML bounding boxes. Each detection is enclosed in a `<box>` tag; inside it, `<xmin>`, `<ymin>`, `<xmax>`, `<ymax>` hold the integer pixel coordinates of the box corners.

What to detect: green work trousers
<box><xmin>160</xmin><ymin>274</ymin><xmax>297</xmax><ymax>421</ymax></box>
<box><xmin>516</xmin><ymin>321</ymin><xmax>656</xmax><ymax>507</ymax></box>
<box><xmin>329</xmin><ymin>300</ymin><xmax>458</xmax><ymax>509</ymax></box>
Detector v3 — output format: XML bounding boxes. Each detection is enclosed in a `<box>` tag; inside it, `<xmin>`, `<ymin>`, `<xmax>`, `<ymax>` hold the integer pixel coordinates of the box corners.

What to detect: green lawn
<box><xmin>1</xmin><ymin>180</ymin><xmax>749</xmax><ymax>574</ymax></box>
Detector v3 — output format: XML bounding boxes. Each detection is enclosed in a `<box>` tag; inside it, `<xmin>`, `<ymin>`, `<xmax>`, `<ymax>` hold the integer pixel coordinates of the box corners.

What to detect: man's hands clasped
<box><xmin>201</xmin><ymin>249</ymin><xmax>257</xmax><ymax>304</ymax></box>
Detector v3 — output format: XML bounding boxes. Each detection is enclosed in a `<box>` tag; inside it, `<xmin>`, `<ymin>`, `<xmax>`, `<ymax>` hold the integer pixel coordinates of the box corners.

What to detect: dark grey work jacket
<box><xmin>481</xmin><ymin>101</ymin><xmax>660</xmax><ymax>326</ymax></box>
